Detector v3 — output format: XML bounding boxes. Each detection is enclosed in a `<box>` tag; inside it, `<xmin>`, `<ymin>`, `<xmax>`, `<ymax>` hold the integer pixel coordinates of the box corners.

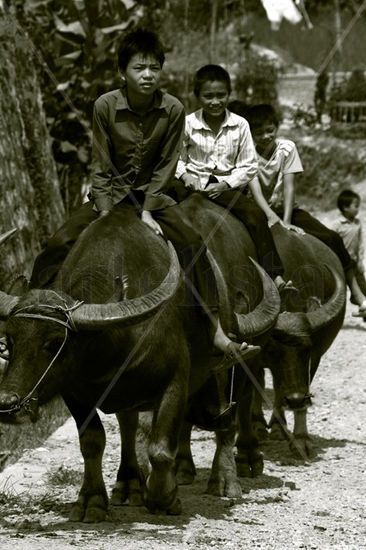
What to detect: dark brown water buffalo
<box><xmin>0</xmin><ymin>198</ymin><xmax>279</xmax><ymax>519</ymax></box>
<box><xmin>239</xmin><ymin>223</ymin><xmax>346</xmax><ymax>462</ymax></box>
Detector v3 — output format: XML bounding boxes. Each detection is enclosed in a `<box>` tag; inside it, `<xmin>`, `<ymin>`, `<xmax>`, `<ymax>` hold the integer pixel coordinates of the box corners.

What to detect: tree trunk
<box><xmin>0</xmin><ymin>11</ymin><xmax>65</xmax><ymax>288</ymax></box>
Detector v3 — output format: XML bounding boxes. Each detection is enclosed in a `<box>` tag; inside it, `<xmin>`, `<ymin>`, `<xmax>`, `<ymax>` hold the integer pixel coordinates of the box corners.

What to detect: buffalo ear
<box><xmin>6</xmin><ymin>275</ymin><xmax>29</xmax><ymax>296</ymax></box>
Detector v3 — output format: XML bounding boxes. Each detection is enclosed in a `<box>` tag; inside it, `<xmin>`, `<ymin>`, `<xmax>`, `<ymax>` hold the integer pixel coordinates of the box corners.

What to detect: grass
<box><xmin>47</xmin><ymin>464</ymin><xmax>81</xmax><ymax>488</ymax></box>
<box><xmin>0</xmin><ymin>396</ymin><xmax>70</xmax><ymax>472</ymax></box>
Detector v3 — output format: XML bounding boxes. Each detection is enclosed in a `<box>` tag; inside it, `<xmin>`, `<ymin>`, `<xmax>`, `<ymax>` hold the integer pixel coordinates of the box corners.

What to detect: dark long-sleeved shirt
<box><xmin>90</xmin><ymin>85</ymin><xmax>185</xmax><ymax>211</ymax></box>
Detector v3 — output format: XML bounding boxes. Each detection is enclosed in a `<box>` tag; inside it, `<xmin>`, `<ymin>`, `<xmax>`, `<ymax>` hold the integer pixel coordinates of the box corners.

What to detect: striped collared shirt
<box><xmin>176</xmin><ymin>109</ymin><xmax>257</xmax><ymax>189</ymax></box>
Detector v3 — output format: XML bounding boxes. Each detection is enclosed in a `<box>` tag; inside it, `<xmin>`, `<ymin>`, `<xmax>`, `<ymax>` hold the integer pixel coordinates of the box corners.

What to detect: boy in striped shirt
<box><xmin>176</xmin><ymin>65</ymin><xmax>295</xmax><ymax>295</ymax></box>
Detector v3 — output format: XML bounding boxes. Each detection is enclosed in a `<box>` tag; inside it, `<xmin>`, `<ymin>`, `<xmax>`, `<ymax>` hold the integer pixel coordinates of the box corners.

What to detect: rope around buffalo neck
<box><xmin>0</xmin><ymin>298</ymin><xmax>84</xmax><ymax>415</ymax></box>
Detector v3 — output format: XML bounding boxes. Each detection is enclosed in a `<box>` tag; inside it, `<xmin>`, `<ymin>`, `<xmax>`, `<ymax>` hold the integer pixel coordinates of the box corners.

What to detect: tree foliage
<box><xmin>13</xmin><ymin>0</ymin><xmax>140</xmax><ymax>213</ymax></box>
<box><xmin>5</xmin><ymin>0</ymin><xmax>364</xmax><ymax>212</ymax></box>
<box><xmin>235</xmin><ymin>49</ymin><xmax>279</xmax><ymax>106</ymax></box>
<box><xmin>330</xmin><ymin>69</ymin><xmax>366</xmax><ymax>103</ymax></box>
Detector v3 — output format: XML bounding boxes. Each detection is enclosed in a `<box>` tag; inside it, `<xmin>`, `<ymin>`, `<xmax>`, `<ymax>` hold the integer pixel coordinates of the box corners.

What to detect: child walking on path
<box><xmin>241</xmin><ymin>103</ymin><xmax>366</xmax><ymax>317</ymax></box>
<box><xmin>332</xmin><ymin>189</ymin><xmax>366</xmax><ymax>299</ymax></box>
<box><xmin>175</xmin><ymin>64</ymin><xmax>295</xmax><ymax>295</ymax></box>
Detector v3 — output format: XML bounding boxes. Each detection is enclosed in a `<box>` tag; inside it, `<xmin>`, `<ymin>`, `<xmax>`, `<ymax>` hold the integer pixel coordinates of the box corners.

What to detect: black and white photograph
<box><xmin>0</xmin><ymin>1</ymin><xmax>365</xmax><ymax>548</ymax></box>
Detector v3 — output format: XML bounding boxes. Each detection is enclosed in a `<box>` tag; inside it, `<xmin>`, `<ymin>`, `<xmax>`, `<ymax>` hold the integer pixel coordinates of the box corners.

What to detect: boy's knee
<box><xmin>246</xmin><ymin>205</ymin><xmax>267</xmax><ymax>226</ymax></box>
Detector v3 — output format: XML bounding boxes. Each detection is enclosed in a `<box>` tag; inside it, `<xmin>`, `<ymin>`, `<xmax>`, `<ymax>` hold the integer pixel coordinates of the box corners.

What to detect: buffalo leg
<box><xmin>290</xmin><ymin>355</ymin><xmax>320</xmax><ymax>460</ymax></box>
<box><xmin>207</xmin><ymin>425</ymin><xmax>242</xmax><ymax>497</ymax></box>
<box><xmin>268</xmin><ymin>404</ymin><xmax>288</xmax><ymax>440</ymax></box>
<box><xmin>64</xmin><ymin>397</ymin><xmax>108</xmax><ymax>523</ymax></box>
<box><xmin>175</xmin><ymin>421</ymin><xmax>196</xmax><ymax>485</ymax></box>
<box><xmin>290</xmin><ymin>408</ymin><xmax>315</xmax><ymax>459</ymax></box>
<box><xmin>251</xmin><ymin>366</ymin><xmax>269</xmax><ymax>440</ymax></box>
<box><xmin>110</xmin><ymin>410</ymin><xmax>143</xmax><ymax>506</ymax></box>
<box><xmin>235</xmin><ymin>374</ymin><xmax>263</xmax><ymax>478</ymax></box>
<box><xmin>144</xmin><ymin>362</ymin><xmax>188</xmax><ymax>515</ymax></box>
<box><xmin>269</xmin><ymin>371</ymin><xmax>289</xmax><ymax>440</ymax></box>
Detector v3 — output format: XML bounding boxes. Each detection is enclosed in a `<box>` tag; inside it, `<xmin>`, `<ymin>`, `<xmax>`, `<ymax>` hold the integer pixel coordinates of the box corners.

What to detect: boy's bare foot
<box><xmin>275</xmin><ymin>276</ymin><xmax>298</xmax><ymax>295</ymax></box>
<box><xmin>213</xmin><ymin>342</ymin><xmax>261</xmax><ymax>374</ymax></box>
<box><xmin>352</xmin><ymin>299</ymin><xmax>366</xmax><ymax>318</ymax></box>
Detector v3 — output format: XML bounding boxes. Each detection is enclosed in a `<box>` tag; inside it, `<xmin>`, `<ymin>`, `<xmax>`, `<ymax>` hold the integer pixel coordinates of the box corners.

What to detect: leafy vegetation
<box><xmin>235</xmin><ymin>48</ymin><xmax>279</xmax><ymax>106</ymax></box>
<box><xmin>6</xmin><ymin>0</ymin><xmax>365</xmax><ymax>213</ymax></box>
<box><xmin>15</xmin><ymin>0</ymin><xmax>140</xmax><ymax>213</ymax></box>
<box><xmin>294</xmin><ymin>134</ymin><xmax>366</xmax><ymax>210</ymax></box>
<box><xmin>47</xmin><ymin>464</ymin><xmax>81</xmax><ymax>487</ymax></box>
<box><xmin>329</xmin><ymin>69</ymin><xmax>366</xmax><ymax>103</ymax></box>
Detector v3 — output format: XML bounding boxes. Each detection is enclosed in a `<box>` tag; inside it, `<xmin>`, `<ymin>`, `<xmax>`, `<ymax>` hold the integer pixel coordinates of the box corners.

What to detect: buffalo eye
<box><xmin>43</xmin><ymin>338</ymin><xmax>64</xmax><ymax>356</ymax></box>
<box><xmin>0</xmin><ymin>338</ymin><xmax>9</xmax><ymax>359</ymax></box>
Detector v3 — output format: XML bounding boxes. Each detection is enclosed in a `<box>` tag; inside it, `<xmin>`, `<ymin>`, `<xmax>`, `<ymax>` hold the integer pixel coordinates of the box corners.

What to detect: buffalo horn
<box><xmin>236</xmin><ymin>258</ymin><xmax>281</xmax><ymax>338</ymax></box>
<box><xmin>206</xmin><ymin>248</ymin><xmax>232</xmax><ymax>332</ymax></box>
<box><xmin>0</xmin><ymin>228</ymin><xmax>17</xmax><ymax>246</ymax></box>
<box><xmin>306</xmin><ymin>266</ymin><xmax>345</xmax><ymax>332</ymax></box>
<box><xmin>71</xmin><ymin>241</ymin><xmax>181</xmax><ymax>329</ymax></box>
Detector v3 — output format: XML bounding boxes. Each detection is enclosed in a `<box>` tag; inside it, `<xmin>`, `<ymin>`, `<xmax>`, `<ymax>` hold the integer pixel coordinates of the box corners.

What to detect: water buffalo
<box><xmin>0</xmin><ymin>198</ymin><xmax>280</xmax><ymax>519</ymax></box>
<box><xmin>240</xmin><ymin>223</ymin><xmax>346</xmax><ymax>462</ymax></box>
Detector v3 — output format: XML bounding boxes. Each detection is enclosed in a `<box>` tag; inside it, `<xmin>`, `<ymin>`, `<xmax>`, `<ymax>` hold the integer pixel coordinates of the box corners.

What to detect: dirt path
<box><xmin>0</xmin><ymin>299</ymin><xmax>365</xmax><ymax>550</ymax></box>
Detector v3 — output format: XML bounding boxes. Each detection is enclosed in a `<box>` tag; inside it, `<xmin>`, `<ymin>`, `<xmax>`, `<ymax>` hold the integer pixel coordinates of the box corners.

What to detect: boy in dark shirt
<box><xmin>30</xmin><ymin>29</ymin><xmax>259</xmax><ymax>425</ymax></box>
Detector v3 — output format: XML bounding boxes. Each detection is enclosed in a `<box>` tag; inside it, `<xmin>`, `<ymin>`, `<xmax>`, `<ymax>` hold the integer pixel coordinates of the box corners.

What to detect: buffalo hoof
<box><xmin>166</xmin><ymin>496</ymin><xmax>182</xmax><ymax>515</ymax></box>
<box><xmin>110</xmin><ymin>479</ymin><xmax>143</xmax><ymax>506</ymax></box>
<box><xmin>175</xmin><ymin>458</ymin><xmax>196</xmax><ymax>485</ymax></box>
<box><xmin>144</xmin><ymin>484</ymin><xmax>181</xmax><ymax>515</ymax></box>
<box><xmin>269</xmin><ymin>422</ymin><xmax>288</xmax><ymax>441</ymax></box>
<box><xmin>236</xmin><ymin>450</ymin><xmax>264</xmax><ymax>478</ymax></box>
<box><xmin>69</xmin><ymin>494</ymin><xmax>108</xmax><ymax>523</ymax></box>
<box><xmin>206</xmin><ymin>473</ymin><xmax>242</xmax><ymax>498</ymax></box>
<box><xmin>253</xmin><ymin>418</ymin><xmax>269</xmax><ymax>441</ymax></box>
<box><xmin>290</xmin><ymin>434</ymin><xmax>315</xmax><ymax>460</ymax></box>
<box><xmin>145</xmin><ymin>495</ymin><xmax>182</xmax><ymax>516</ymax></box>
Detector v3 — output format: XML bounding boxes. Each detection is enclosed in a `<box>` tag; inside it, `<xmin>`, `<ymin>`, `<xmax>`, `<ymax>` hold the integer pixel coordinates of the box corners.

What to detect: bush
<box><xmin>329</xmin><ymin>69</ymin><xmax>366</xmax><ymax>103</ymax></box>
<box><xmin>292</xmin><ymin>104</ymin><xmax>318</xmax><ymax>129</ymax></box>
<box><xmin>330</xmin><ymin>121</ymin><xmax>366</xmax><ymax>139</ymax></box>
<box><xmin>15</xmin><ymin>0</ymin><xmax>140</xmax><ymax>213</ymax></box>
<box><xmin>235</xmin><ymin>49</ymin><xmax>279</xmax><ymax>106</ymax></box>
<box><xmin>295</xmin><ymin>136</ymin><xmax>366</xmax><ymax>210</ymax></box>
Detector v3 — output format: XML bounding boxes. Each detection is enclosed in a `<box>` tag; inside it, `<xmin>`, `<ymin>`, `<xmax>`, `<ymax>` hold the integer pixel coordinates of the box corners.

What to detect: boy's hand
<box><xmin>267</xmin><ymin>214</ymin><xmax>282</xmax><ymax>228</ymax></box>
<box><xmin>204</xmin><ymin>181</ymin><xmax>229</xmax><ymax>199</ymax></box>
<box><xmin>268</xmin><ymin>216</ymin><xmax>305</xmax><ymax>235</ymax></box>
<box><xmin>282</xmin><ymin>222</ymin><xmax>305</xmax><ymax>235</ymax></box>
<box><xmin>181</xmin><ymin>174</ymin><xmax>200</xmax><ymax>191</ymax></box>
<box><xmin>141</xmin><ymin>210</ymin><xmax>164</xmax><ymax>236</ymax></box>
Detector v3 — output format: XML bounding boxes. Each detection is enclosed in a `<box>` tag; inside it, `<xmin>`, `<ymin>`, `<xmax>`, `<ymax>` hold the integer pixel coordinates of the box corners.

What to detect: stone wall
<box><xmin>0</xmin><ymin>12</ymin><xmax>65</xmax><ymax>286</ymax></box>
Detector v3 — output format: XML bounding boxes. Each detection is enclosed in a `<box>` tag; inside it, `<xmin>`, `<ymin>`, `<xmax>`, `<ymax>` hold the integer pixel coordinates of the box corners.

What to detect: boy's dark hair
<box><xmin>246</xmin><ymin>104</ymin><xmax>280</xmax><ymax>131</ymax></box>
<box><xmin>337</xmin><ymin>189</ymin><xmax>360</xmax><ymax>212</ymax></box>
<box><xmin>193</xmin><ymin>64</ymin><xmax>231</xmax><ymax>97</ymax></box>
<box><xmin>228</xmin><ymin>100</ymin><xmax>250</xmax><ymax>119</ymax></box>
<box><xmin>117</xmin><ymin>28</ymin><xmax>165</xmax><ymax>71</ymax></box>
